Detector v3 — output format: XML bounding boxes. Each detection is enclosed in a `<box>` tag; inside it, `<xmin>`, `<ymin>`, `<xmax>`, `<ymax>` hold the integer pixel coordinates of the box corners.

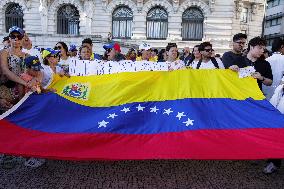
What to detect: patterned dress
<box><xmin>0</xmin><ymin>51</ymin><xmax>27</xmax><ymax>104</ymax></box>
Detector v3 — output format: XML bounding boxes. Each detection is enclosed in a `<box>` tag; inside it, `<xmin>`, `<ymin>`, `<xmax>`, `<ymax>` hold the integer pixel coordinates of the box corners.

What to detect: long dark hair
<box><xmin>187</xmin><ymin>45</ymin><xmax>200</xmax><ymax>66</ymax></box>
<box><xmin>158</xmin><ymin>49</ymin><xmax>166</xmax><ymax>62</ymax></box>
<box><xmin>56</xmin><ymin>41</ymin><xmax>69</xmax><ymax>57</ymax></box>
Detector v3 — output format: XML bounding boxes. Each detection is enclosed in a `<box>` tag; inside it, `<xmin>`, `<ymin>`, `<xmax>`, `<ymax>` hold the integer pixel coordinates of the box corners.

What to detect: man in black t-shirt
<box><xmin>245</xmin><ymin>37</ymin><xmax>273</xmax><ymax>91</ymax></box>
<box><xmin>222</xmin><ymin>33</ymin><xmax>248</xmax><ymax>69</ymax></box>
<box><xmin>228</xmin><ymin>37</ymin><xmax>273</xmax><ymax>91</ymax></box>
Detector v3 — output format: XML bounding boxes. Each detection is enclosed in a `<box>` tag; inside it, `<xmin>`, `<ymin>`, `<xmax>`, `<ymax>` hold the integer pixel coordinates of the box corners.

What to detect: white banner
<box><xmin>68</xmin><ymin>59</ymin><xmax>169</xmax><ymax>76</ymax></box>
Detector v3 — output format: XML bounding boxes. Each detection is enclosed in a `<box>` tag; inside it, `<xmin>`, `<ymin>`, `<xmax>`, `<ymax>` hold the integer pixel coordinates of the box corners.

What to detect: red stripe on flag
<box><xmin>0</xmin><ymin>119</ymin><xmax>284</xmax><ymax>160</ymax></box>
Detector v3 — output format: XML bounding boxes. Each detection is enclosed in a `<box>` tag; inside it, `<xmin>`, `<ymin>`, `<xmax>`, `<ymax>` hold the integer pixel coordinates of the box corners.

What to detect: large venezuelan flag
<box><xmin>0</xmin><ymin>70</ymin><xmax>284</xmax><ymax>160</ymax></box>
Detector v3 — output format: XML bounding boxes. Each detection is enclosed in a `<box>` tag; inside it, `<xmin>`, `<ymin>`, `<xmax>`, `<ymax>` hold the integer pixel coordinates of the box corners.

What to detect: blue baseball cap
<box><xmin>42</xmin><ymin>48</ymin><xmax>60</xmax><ymax>59</ymax></box>
<box><xmin>103</xmin><ymin>42</ymin><xmax>121</xmax><ymax>52</ymax></box>
<box><xmin>24</xmin><ymin>56</ymin><xmax>43</xmax><ymax>71</ymax></box>
<box><xmin>69</xmin><ymin>44</ymin><xmax>78</xmax><ymax>52</ymax></box>
<box><xmin>9</xmin><ymin>26</ymin><xmax>25</xmax><ymax>37</ymax></box>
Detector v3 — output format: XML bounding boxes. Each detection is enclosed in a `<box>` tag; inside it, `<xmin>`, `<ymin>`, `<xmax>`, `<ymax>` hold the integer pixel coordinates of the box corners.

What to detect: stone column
<box><xmin>39</xmin><ymin>0</ymin><xmax>48</xmax><ymax>34</ymax></box>
<box><xmin>167</xmin><ymin>11</ymin><xmax>182</xmax><ymax>41</ymax></box>
<box><xmin>83</xmin><ymin>0</ymin><xmax>93</xmax><ymax>35</ymax></box>
<box><xmin>132</xmin><ymin>0</ymin><xmax>146</xmax><ymax>40</ymax></box>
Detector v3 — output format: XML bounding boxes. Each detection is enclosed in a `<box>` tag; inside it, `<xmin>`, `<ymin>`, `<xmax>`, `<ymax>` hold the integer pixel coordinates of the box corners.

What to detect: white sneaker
<box><xmin>263</xmin><ymin>162</ymin><xmax>278</xmax><ymax>174</ymax></box>
<box><xmin>24</xmin><ymin>158</ymin><xmax>46</xmax><ymax>168</ymax></box>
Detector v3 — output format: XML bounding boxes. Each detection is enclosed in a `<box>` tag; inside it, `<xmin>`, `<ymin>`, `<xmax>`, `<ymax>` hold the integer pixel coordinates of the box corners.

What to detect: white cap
<box><xmin>139</xmin><ymin>43</ymin><xmax>152</xmax><ymax>51</ymax></box>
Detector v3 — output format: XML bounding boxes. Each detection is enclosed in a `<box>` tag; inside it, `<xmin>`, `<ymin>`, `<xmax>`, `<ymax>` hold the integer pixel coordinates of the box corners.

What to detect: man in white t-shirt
<box><xmin>262</xmin><ymin>38</ymin><xmax>284</xmax><ymax>99</ymax></box>
<box><xmin>191</xmin><ymin>42</ymin><xmax>224</xmax><ymax>69</ymax></box>
<box><xmin>263</xmin><ymin>38</ymin><xmax>284</xmax><ymax>175</ymax></box>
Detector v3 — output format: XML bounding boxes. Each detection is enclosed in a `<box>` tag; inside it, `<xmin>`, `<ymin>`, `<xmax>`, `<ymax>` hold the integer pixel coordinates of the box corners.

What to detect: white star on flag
<box><xmin>121</xmin><ymin>107</ymin><xmax>130</xmax><ymax>113</ymax></box>
<box><xmin>163</xmin><ymin>108</ymin><xmax>173</xmax><ymax>115</ymax></box>
<box><xmin>107</xmin><ymin>113</ymin><xmax>118</xmax><ymax>119</ymax></box>
<box><xmin>183</xmin><ymin>118</ymin><xmax>194</xmax><ymax>126</ymax></box>
<box><xmin>150</xmin><ymin>106</ymin><xmax>159</xmax><ymax>113</ymax></box>
<box><xmin>98</xmin><ymin>120</ymin><xmax>109</xmax><ymax>128</ymax></box>
<box><xmin>136</xmin><ymin>104</ymin><xmax>145</xmax><ymax>111</ymax></box>
<box><xmin>176</xmin><ymin>112</ymin><xmax>186</xmax><ymax>120</ymax></box>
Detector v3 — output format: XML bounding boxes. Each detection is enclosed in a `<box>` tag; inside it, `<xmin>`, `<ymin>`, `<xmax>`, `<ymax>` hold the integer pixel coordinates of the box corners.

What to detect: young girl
<box><xmin>79</xmin><ymin>45</ymin><xmax>92</xmax><ymax>60</ymax></box>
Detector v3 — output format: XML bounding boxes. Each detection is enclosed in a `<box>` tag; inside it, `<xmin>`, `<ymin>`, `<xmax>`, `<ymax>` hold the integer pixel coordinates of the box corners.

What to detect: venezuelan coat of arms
<box><xmin>62</xmin><ymin>83</ymin><xmax>90</xmax><ymax>100</ymax></box>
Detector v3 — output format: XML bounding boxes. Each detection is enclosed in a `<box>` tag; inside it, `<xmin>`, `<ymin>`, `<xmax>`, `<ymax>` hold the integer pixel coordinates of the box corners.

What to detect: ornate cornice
<box><xmin>0</xmin><ymin>0</ymin><xmax>28</xmax><ymax>12</ymax></box>
<box><xmin>142</xmin><ymin>0</ymin><xmax>174</xmax><ymax>14</ymax></box>
<box><xmin>49</xmin><ymin>0</ymin><xmax>84</xmax><ymax>15</ymax></box>
<box><xmin>178</xmin><ymin>0</ymin><xmax>210</xmax><ymax>17</ymax></box>
<box><xmin>106</xmin><ymin>0</ymin><xmax>138</xmax><ymax>13</ymax></box>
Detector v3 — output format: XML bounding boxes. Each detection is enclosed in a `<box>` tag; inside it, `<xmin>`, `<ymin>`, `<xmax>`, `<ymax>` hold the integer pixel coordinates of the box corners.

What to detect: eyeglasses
<box><xmin>9</xmin><ymin>34</ymin><xmax>23</xmax><ymax>40</ymax></box>
<box><xmin>54</xmin><ymin>46</ymin><xmax>62</xmax><ymax>50</ymax></box>
<box><xmin>204</xmin><ymin>49</ymin><xmax>213</xmax><ymax>52</ymax></box>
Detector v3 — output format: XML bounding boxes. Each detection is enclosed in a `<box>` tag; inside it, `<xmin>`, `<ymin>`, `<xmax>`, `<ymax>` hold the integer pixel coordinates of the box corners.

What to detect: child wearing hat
<box><xmin>20</xmin><ymin>56</ymin><xmax>43</xmax><ymax>93</ymax></box>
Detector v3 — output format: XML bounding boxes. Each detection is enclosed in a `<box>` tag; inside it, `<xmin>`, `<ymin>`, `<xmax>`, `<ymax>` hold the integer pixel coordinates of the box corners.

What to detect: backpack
<box><xmin>196</xmin><ymin>57</ymin><xmax>219</xmax><ymax>69</ymax></box>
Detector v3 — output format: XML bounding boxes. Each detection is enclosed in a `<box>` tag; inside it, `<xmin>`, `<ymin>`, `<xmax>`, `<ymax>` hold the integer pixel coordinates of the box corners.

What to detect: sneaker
<box><xmin>24</xmin><ymin>158</ymin><xmax>46</xmax><ymax>168</ymax></box>
<box><xmin>263</xmin><ymin>162</ymin><xmax>278</xmax><ymax>174</ymax></box>
<box><xmin>0</xmin><ymin>154</ymin><xmax>4</xmax><ymax>163</ymax></box>
<box><xmin>1</xmin><ymin>155</ymin><xmax>17</xmax><ymax>169</ymax></box>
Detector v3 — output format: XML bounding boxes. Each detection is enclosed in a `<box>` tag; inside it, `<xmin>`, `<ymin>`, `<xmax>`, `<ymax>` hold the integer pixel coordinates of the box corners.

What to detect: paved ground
<box><xmin>0</xmin><ymin>159</ymin><xmax>283</xmax><ymax>189</ymax></box>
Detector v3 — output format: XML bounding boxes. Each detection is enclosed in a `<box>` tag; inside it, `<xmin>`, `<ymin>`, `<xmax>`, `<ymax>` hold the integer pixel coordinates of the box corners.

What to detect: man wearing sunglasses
<box><xmin>103</xmin><ymin>42</ymin><xmax>125</xmax><ymax>61</ymax></box>
<box><xmin>222</xmin><ymin>33</ymin><xmax>248</xmax><ymax>70</ymax></box>
<box><xmin>191</xmin><ymin>42</ymin><xmax>224</xmax><ymax>69</ymax></box>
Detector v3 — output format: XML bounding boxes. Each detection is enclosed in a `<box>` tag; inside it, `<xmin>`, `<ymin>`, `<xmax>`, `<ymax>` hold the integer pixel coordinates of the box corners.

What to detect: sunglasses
<box><xmin>204</xmin><ymin>49</ymin><xmax>213</xmax><ymax>52</ymax></box>
<box><xmin>106</xmin><ymin>48</ymin><xmax>112</xmax><ymax>53</ymax></box>
<box><xmin>54</xmin><ymin>46</ymin><xmax>62</xmax><ymax>50</ymax></box>
<box><xmin>234</xmin><ymin>41</ymin><xmax>246</xmax><ymax>45</ymax></box>
<box><xmin>47</xmin><ymin>54</ymin><xmax>57</xmax><ymax>58</ymax></box>
<box><xmin>9</xmin><ymin>34</ymin><xmax>23</xmax><ymax>40</ymax></box>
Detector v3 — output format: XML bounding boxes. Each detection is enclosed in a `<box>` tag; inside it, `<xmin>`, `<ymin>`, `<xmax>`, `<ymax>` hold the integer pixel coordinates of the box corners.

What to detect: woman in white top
<box><xmin>55</xmin><ymin>42</ymin><xmax>70</xmax><ymax>73</ymax></box>
<box><xmin>41</xmin><ymin>48</ymin><xmax>67</xmax><ymax>88</ymax></box>
<box><xmin>187</xmin><ymin>45</ymin><xmax>202</xmax><ymax>67</ymax></box>
<box><xmin>166</xmin><ymin>43</ymin><xmax>185</xmax><ymax>71</ymax></box>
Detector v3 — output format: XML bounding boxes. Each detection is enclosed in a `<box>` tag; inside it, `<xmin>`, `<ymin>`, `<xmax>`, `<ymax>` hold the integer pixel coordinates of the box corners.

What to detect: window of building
<box><xmin>146</xmin><ymin>7</ymin><xmax>168</xmax><ymax>40</ymax></box>
<box><xmin>181</xmin><ymin>7</ymin><xmax>204</xmax><ymax>41</ymax></box>
<box><xmin>57</xmin><ymin>4</ymin><xmax>80</xmax><ymax>35</ymax></box>
<box><xmin>5</xmin><ymin>3</ymin><xmax>24</xmax><ymax>32</ymax></box>
<box><xmin>265</xmin><ymin>17</ymin><xmax>282</xmax><ymax>27</ymax></box>
<box><xmin>267</xmin><ymin>0</ymin><xmax>281</xmax><ymax>9</ymax></box>
<box><xmin>112</xmin><ymin>6</ymin><xmax>133</xmax><ymax>39</ymax></box>
<box><xmin>240</xmin><ymin>8</ymin><xmax>248</xmax><ymax>23</ymax></box>
<box><xmin>265</xmin><ymin>35</ymin><xmax>284</xmax><ymax>46</ymax></box>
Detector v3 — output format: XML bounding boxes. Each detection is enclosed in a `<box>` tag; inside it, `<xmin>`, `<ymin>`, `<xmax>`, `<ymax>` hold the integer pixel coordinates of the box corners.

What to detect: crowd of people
<box><xmin>0</xmin><ymin>26</ymin><xmax>284</xmax><ymax>172</ymax></box>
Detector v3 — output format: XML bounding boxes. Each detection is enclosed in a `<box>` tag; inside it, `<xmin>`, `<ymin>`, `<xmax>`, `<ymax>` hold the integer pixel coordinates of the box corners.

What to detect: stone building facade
<box><xmin>0</xmin><ymin>0</ymin><xmax>265</xmax><ymax>53</ymax></box>
<box><xmin>263</xmin><ymin>0</ymin><xmax>284</xmax><ymax>48</ymax></box>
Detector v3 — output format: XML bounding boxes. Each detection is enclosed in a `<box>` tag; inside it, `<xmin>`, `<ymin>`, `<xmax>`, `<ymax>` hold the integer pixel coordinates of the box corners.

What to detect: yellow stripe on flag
<box><xmin>49</xmin><ymin>70</ymin><xmax>264</xmax><ymax>107</ymax></box>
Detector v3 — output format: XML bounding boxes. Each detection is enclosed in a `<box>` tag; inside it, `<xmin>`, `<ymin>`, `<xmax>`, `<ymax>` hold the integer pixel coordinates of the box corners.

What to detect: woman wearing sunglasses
<box><xmin>54</xmin><ymin>41</ymin><xmax>70</xmax><ymax>74</ymax></box>
<box><xmin>0</xmin><ymin>26</ymin><xmax>35</xmax><ymax>104</ymax></box>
